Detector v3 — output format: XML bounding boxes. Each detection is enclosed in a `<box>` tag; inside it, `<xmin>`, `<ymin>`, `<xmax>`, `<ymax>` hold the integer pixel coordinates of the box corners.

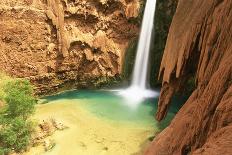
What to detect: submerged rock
<box><xmin>51</xmin><ymin>118</ymin><xmax>68</xmax><ymax>130</ymax></box>
<box><xmin>44</xmin><ymin>139</ymin><xmax>56</xmax><ymax>152</ymax></box>
<box><xmin>32</xmin><ymin>118</ymin><xmax>68</xmax><ymax>151</ymax></box>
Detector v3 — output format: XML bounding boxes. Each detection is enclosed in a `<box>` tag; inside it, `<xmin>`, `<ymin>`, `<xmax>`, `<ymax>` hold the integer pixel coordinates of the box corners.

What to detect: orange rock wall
<box><xmin>146</xmin><ymin>0</ymin><xmax>232</xmax><ymax>154</ymax></box>
<box><xmin>0</xmin><ymin>0</ymin><xmax>140</xmax><ymax>94</ymax></box>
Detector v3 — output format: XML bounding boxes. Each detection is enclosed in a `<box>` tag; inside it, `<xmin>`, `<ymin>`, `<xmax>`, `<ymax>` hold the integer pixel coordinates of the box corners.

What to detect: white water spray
<box><xmin>119</xmin><ymin>0</ymin><xmax>159</xmax><ymax>106</ymax></box>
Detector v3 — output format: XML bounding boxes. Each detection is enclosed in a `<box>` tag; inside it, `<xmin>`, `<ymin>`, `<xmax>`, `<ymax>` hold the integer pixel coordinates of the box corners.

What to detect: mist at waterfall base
<box><xmin>118</xmin><ymin>0</ymin><xmax>159</xmax><ymax>106</ymax></box>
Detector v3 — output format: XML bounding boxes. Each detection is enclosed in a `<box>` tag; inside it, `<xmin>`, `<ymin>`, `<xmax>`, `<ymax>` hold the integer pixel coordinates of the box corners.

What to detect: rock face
<box><xmin>150</xmin><ymin>0</ymin><xmax>178</xmax><ymax>87</ymax></box>
<box><xmin>146</xmin><ymin>0</ymin><xmax>232</xmax><ymax>154</ymax></box>
<box><xmin>0</xmin><ymin>0</ymin><xmax>140</xmax><ymax>95</ymax></box>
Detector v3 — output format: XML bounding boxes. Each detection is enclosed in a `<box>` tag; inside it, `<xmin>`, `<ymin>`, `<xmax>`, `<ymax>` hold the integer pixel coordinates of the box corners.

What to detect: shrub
<box><xmin>0</xmin><ymin>118</ymin><xmax>33</xmax><ymax>152</ymax></box>
<box><xmin>0</xmin><ymin>147</ymin><xmax>10</xmax><ymax>155</ymax></box>
<box><xmin>4</xmin><ymin>80</ymin><xmax>36</xmax><ymax>119</ymax></box>
<box><xmin>0</xmin><ymin>78</ymin><xmax>36</xmax><ymax>154</ymax></box>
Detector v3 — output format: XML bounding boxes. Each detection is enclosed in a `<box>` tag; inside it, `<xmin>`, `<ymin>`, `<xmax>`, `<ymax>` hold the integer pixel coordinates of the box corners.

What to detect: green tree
<box><xmin>4</xmin><ymin>80</ymin><xmax>36</xmax><ymax>119</ymax></box>
<box><xmin>0</xmin><ymin>78</ymin><xmax>36</xmax><ymax>154</ymax></box>
<box><xmin>0</xmin><ymin>118</ymin><xmax>33</xmax><ymax>152</ymax></box>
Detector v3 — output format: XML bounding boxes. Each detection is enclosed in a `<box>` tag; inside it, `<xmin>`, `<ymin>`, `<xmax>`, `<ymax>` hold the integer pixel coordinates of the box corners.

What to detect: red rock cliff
<box><xmin>0</xmin><ymin>0</ymin><xmax>141</xmax><ymax>95</ymax></box>
<box><xmin>146</xmin><ymin>0</ymin><xmax>232</xmax><ymax>154</ymax></box>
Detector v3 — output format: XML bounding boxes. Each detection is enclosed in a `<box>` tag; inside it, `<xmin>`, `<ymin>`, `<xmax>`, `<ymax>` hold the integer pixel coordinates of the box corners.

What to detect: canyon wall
<box><xmin>150</xmin><ymin>0</ymin><xmax>177</xmax><ymax>87</ymax></box>
<box><xmin>146</xmin><ymin>0</ymin><xmax>232</xmax><ymax>154</ymax></box>
<box><xmin>0</xmin><ymin>0</ymin><xmax>140</xmax><ymax>95</ymax></box>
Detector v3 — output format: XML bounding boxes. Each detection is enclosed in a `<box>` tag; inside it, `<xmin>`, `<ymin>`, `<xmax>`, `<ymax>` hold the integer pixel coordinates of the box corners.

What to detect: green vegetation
<box><xmin>94</xmin><ymin>76</ymin><xmax>122</xmax><ymax>88</ymax></box>
<box><xmin>122</xmin><ymin>39</ymin><xmax>138</xmax><ymax>82</ymax></box>
<box><xmin>0</xmin><ymin>74</ymin><xmax>36</xmax><ymax>154</ymax></box>
<box><xmin>4</xmin><ymin>80</ymin><xmax>36</xmax><ymax>119</ymax></box>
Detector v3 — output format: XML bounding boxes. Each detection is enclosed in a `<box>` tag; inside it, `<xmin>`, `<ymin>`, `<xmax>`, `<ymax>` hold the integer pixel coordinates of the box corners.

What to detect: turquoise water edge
<box><xmin>41</xmin><ymin>90</ymin><xmax>183</xmax><ymax>129</ymax></box>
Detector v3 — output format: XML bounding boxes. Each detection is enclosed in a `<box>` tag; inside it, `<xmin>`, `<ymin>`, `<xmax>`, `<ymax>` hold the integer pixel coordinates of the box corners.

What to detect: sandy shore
<box><xmin>25</xmin><ymin>99</ymin><xmax>155</xmax><ymax>155</ymax></box>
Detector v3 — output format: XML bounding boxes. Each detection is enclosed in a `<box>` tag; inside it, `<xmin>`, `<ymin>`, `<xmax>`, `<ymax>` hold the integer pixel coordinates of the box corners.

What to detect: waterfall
<box><xmin>118</xmin><ymin>0</ymin><xmax>159</xmax><ymax>106</ymax></box>
<box><xmin>132</xmin><ymin>0</ymin><xmax>157</xmax><ymax>88</ymax></box>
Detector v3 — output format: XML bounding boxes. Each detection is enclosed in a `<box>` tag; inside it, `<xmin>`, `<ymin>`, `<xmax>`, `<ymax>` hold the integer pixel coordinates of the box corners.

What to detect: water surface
<box><xmin>27</xmin><ymin>90</ymin><xmax>182</xmax><ymax>155</ymax></box>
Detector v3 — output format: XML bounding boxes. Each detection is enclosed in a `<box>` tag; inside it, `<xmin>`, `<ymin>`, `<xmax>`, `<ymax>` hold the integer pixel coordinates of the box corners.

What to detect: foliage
<box><xmin>0</xmin><ymin>118</ymin><xmax>33</xmax><ymax>152</ymax></box>
<box><xmin>122</xmin><ymin>39</ymin><xmax>138</xmax><ymax>82</ymax></box>
<box><xmin>4</xmin><ymin>80</ymin><xmax>36</xmax><ymax>119</ymax></box>
<box><xmin>95</xmin><ymin>76</ymin><xmax>122</xmax><ymax>88</ymax></box>
<box><xmin>0</xmin><ymin>76</ymin><xmax>36</xmax><ymax>154</ymax></box>
<box><xmin>0</xmin><ymin>73</ymin><xmax>11</xmax><ymax>101</ymax></box>
<box><xmin>0</xmin><ymin>147</ymin><xmax>10</xmax><ymax>155</ymax></box>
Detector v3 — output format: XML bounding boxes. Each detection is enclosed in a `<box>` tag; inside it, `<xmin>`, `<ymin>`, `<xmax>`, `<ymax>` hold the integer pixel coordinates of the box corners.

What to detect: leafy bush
<box><xmin>0</xmin><ymin>147</ymin><xmax>10</xmax><ymax>155</ymax></box>
<box><xmin>0</xmin><ymin>73</ymin><xmax>11</xmax><ymax>101</ymax></box>
<box><xmin>0</xmin><ymin>78</ymin><xmax>36</xmax><ymax>154</ymax></box>
<box><xmin>0</xmin><ymin>118</ymin><xmax>33</xmax><ymax>152</ymax></box>
<box><xmin>4</xmin><ymin>80</ymin><xmax>36</xmax><ymax>119</ymax></box>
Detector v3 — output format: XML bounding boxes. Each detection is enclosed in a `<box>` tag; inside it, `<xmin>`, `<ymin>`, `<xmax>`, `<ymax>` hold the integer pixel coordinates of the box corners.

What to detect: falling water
<box><xmin>132</xmin><ymin>0</ymin><xmax>157</xmax><ymax>88</ymax></box>
<box><xmin>118</xmin><ymin>0</ymin><xmax>159</xmax><ymax>106</ymax></box>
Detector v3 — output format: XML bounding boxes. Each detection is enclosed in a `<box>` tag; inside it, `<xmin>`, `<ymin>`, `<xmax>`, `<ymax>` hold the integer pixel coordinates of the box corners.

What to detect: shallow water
<box><xmin>42</xmin><ymin>90</ymin><xmax>177</xmax><ymax>127</ymax></box>
<box><xmin>26</xmin><ymin>90</ymin><xmax>184</xmax><ymax>155</ymax></box>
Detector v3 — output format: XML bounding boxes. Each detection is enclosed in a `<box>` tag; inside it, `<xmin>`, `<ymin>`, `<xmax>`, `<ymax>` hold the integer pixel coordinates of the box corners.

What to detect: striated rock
<box><xmin>192</xmin><ymin>126</ymin><xmax>232</xmax><ymax>155</ymax></box>
<box><xmin>46</xmin><ymin>0</ymin><xmax>69</xmax><ymax>57</ymax></box>
<box><xmin>146</xmin><ymin>0</ymin><xmax>232</xmax><ymax>154</ymax></box>
<box><xmin>0</xmin><ymin>0</ymin><xmax>140</xmax><ymax>95</ymax></box>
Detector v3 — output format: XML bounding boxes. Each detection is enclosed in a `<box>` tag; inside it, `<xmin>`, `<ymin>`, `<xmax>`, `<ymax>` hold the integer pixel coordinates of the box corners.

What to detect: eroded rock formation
<box><xmin>146</xmin><ymin>0</ymin><xmax>232</xmax><ymax>154</ymax></box>
<box><xmin>0</xmin><ymin>0</ymin><xmax>140</xmax><ymax>95</ymax></box>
